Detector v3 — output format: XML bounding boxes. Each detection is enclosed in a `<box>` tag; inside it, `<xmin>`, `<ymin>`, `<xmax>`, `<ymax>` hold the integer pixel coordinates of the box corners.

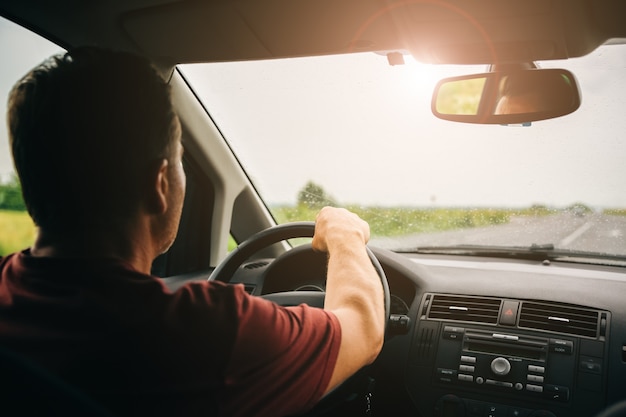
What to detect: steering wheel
<box><xmin>208</xmin><ymin>221</ymin><xmax>391</xmax><ymax>328</ymax></box>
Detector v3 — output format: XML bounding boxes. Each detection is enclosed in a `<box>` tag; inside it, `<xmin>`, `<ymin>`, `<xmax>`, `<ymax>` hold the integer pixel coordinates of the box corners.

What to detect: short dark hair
<box><xmin>7</xmin><ymin>46</ymin><xmax>180</xmax><ymax>232</ymax></box>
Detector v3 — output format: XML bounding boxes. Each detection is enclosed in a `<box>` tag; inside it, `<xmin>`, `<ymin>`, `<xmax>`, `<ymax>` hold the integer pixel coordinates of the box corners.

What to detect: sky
<box><xmin>180</xmin><ymin>46</ymin><xmax>626</xmax><ymax>209</ymax></box>
<box><xmin>0</xmin><ymin>17</ymin><xmax>65</xmax><ymax>181</ymax></box>
<box><xmin>1</xmin><ymin>15</ymin><xmax>625</xmax><ymax>210</ymax></box>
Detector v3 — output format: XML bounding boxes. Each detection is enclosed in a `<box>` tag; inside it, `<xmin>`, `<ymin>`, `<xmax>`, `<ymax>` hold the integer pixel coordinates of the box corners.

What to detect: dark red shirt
<box><xmin>0</xmin><ymin>250</ymin><xmax>341</xmax><ymax>417</ymax></box>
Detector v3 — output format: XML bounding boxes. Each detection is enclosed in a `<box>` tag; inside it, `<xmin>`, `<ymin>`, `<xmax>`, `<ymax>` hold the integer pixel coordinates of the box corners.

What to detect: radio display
<box><xmin>466</xmin><ymin>340</ymin><xmax>544</xmax><ymax>361</ymax></box>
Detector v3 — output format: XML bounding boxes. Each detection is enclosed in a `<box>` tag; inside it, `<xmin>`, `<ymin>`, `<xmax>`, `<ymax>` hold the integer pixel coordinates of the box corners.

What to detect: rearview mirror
<box><xmin>432</xmin><ymin>69</ymin><xmax>581</xmax><ymax>124</ymax></box>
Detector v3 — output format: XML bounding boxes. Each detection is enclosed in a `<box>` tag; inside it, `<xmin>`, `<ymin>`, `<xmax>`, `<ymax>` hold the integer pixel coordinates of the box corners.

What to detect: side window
<box><xmin>0</xmin><ymin>17</ymin><xmax>65</xmax><ymax>255</ymax></box>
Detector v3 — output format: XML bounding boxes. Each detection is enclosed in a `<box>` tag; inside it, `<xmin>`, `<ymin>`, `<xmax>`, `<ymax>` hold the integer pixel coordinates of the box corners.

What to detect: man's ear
<box><xmin>145</xmin><ymin>159</ymin><xmax>169</xmax><ymax>215</ymax></box>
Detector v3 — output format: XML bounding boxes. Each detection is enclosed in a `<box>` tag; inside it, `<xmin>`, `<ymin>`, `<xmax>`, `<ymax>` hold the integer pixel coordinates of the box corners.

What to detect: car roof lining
<box><xmin>2</xmin><ymin>0</ymin><xmax>626</xmax><ymax>72</ymax></box>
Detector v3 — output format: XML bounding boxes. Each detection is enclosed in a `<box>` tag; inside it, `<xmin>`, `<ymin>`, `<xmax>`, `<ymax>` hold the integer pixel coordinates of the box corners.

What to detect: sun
<box><xmin>402</xmin><ymin>54</ymin><xmax>485</xmax><ymax>93</ymax></box>
<box><xmin>400</xmin><ymin>55</ymin><xmax>450</xmax><ymax>93</ymax></box>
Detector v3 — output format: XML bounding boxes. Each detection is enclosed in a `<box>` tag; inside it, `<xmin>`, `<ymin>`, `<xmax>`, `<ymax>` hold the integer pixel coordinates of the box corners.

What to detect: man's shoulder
<box><xmin>167</xmin><ymin>280</ymin><xmax>250</xmax><ymax>314</ymax></box>
<box><xmin>0</xmin><ymin>251</ymin><xmax>17</xmax><ymax>267</ymax></box>
<box><xmin>0</xmin><ymin>250</ymin><xmax>28</xmax><ymax>279</ymax></box>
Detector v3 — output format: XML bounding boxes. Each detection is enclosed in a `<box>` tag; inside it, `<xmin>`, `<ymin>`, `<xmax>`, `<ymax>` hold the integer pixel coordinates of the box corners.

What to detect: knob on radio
<box><xmin>490</xmin><ymin>357</ymin><xmax>511</xmax><ymax>376</ymax></box>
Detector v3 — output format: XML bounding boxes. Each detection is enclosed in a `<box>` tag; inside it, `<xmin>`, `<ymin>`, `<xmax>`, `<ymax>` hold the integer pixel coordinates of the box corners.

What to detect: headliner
<box><xmin>1</xmin><ymin>0</ymin><xmax>625</xmax><ymax>70</ymax></box>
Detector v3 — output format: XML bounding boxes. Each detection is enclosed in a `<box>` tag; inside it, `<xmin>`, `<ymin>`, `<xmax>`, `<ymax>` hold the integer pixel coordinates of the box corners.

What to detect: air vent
<box><xmin>519</xmin><ymin>301</ymin><xmax>599</xmax><ymax>338</ymax></box>
<box><xmin>428</xmin><ymin>294</ymin><xmax>501</xmax><ymax>324</ymax></box>
<box><xmin>243</xmin><ymin>261</ymin><xmax>269</xmax><ymax>270</ymax></box>
<box><xmin>413</xmin><ymin>321</ymin><xmax>439</xmax><ymax>366</ymax></box>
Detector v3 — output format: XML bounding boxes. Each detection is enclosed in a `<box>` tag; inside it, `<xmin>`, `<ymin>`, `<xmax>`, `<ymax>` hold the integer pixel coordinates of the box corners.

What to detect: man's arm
<box><xmin>312</xmin><ymin>207</ymin><xmax>386</xmax><ymax>395</ymax></box>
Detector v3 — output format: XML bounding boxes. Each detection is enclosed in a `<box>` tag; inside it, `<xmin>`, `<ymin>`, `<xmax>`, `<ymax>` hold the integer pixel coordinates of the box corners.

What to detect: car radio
<box><xmin>434</xmin><ymin>325</ymin><xmax>575</xmax><ymax>402</ymax></box>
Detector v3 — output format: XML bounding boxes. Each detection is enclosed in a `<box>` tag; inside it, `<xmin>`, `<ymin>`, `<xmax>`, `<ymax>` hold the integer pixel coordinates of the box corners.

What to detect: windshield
<box><xmin>181</xmin><ymin>45</ymin><xmax>626</xmax><ymax>259</ymax></box>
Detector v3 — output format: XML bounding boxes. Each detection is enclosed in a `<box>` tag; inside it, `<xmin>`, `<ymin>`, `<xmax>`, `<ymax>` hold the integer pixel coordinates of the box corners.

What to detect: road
<box><xmin>371</xmin><ymin>212</ymin><xmax>626</xmax><ymax>256</ymax></box>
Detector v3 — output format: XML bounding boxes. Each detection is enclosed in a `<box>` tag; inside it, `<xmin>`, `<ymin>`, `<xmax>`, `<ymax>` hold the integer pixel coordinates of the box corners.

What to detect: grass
<box><xmin>0</xmin><ymin>210</ymin><xmax>36</xmax><ymax>256</ymax></box>
<box><xmin>271</xmin><ymin>204</ymin><xmax>555</xmax><ymax>238</ymax></box>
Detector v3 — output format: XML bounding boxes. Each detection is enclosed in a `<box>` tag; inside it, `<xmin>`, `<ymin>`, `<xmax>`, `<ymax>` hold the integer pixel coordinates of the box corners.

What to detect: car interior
<box><xmin>1</xmin><ymin>1</ymin><xmax>625</xmax><ymax>416</ymax></box>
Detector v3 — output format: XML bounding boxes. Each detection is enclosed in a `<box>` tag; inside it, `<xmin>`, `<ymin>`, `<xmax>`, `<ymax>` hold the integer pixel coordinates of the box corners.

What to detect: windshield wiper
<box><xmin>397</xmin><ymin>244</ymin><xmax>626</xmax><ymax>265</ymax></box>
<box><xmin>528</xmin><ymin>243</ymin><xmax>555</xmax><ymax>251</ymax></box>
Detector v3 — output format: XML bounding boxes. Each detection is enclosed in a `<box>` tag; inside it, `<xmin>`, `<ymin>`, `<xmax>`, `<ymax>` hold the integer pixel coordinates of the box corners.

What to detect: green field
<box><xmin>604</xmin><ymin>208</ymin><xmax>626</xmax><ymax>216</ymax></box>
<box><xmin>0</xmin><ymin>210</ymin><xmax>36</xmax><ymax>255</ymax></box>
<box><xmin>271</xmin><ymin>205</ymin><xmax>553</xmax><ymax>237</ymax></box>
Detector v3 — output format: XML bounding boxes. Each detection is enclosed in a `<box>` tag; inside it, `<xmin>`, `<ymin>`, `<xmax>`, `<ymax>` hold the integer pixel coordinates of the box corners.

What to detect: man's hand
<box><xmin>312</xmin><ymin>207</ymin><xmax>370</xmax><ymax>253</ymax></box>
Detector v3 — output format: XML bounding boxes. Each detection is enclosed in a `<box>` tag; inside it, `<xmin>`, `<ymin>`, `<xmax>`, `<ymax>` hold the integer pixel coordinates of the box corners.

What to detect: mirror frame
<box><xmin>431</xmin><ymin>68</ymin><xmax>582</xmax><ymax>124</ymax></box>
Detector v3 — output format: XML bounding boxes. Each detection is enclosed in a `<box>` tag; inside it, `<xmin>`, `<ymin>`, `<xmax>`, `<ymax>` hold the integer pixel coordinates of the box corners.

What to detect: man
<box><xmin>494</xmin><ymin>70</ymin><xmax>577</xmax><ymax>115</ymax></box>
<box><xmin>0</xmin><ymin>47</ymin><xmax>385</xmax><ymax>416</ymax></box>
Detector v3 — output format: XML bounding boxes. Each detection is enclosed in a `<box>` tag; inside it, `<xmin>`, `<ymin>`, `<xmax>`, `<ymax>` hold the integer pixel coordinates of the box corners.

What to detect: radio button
<box><xmin>549</xmin><ymin>339</ymin><xmax>573</xmax><ymax>354</ymax></box>
<box><xmin>526</xmin><ymin>384</ymin><xmax>544</xmax><ymax>393</ymax></box>
<box><xmin>459</xmin><ymin>364</ymin><xmax>475</xmax><ymax>372</ymax></box>
<box><xmin>458</xmin><ymin>374</ymin><xmax>474</xmax><ymax>382</ymax></box>
<box><xmin>476</xmin><ymin>377</ymin><xmax>485</xmax><ymax>384</ymax></box>
<box><xmin>527</xmin><ymin>375</ymin><xmax>544</xmax><ymax>383</ymax></box>
<box><xmin>486</xmin><ymin>379</ymin><xmax>513</xmax><ymax>388</ymax></box>
<box><xmin>443</xmin><ymin>326</ymin><xmax>464</xmax><ymax>340</ymax></box>
<box><xmin>579</xmin><ymin>356</ymin><xmax>602</xmax><ymax>374</ymax></box>
<box><xmin>437</xmin><ymin>368</ymin><xmax>457</xmax><ymax>383</ymax></box>
<box><xmin>461</xmin><ymin>355</ymin><xmax>477</xmax><ymax>364</ymax></box>
<box><xmin>544</xmin><ymin>384</ymin><xmax>570</xmax><ymax>402</ymax></box>
<box><xmin>491</xmin><ymin>357</ymin><xmax>512</xmax><ymax>376</ymax></box>
<box><xmin>528</xmin><ymin>365</ymin><xmax>545</xmax><ymax>374</ymax></box>
<box><xmin>514</xmin><ymin>383</ymin><xmax>524</xmax><ymax>391</ymax></box>
<box><xmin>438</xmin><ymin>368</ymin><xmax>456</xmax><ymax>375</ymax></box>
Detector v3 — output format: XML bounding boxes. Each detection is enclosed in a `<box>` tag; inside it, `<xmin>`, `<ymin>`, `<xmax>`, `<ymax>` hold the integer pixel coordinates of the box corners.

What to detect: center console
<box><xmin>406</xmin><ymin>293</ymin><xmax>609</xmax><ymax>417</ymax></box>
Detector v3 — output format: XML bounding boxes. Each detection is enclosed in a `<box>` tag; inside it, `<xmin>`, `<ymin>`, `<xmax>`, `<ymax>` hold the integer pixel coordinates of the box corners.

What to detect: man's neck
<box><xmin>30</xmin><ymin>226</ymin><xmax>156</xmax><ymax>274</ymax></box>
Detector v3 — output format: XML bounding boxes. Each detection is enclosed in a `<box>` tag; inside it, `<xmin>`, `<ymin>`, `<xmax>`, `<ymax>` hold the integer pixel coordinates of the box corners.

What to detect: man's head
<box><xmin>7</xmin><ymin>46</ymin><xmax>183</xmax><ymax>250</ymax></box>
<box><xmin>494</xmin><ymin>70</ymin><xmax>576</xmax><ymax>115</ymax></box>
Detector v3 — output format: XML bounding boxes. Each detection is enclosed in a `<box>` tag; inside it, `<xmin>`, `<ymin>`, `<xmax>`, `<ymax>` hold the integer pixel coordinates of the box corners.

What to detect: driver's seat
<box><xmin>0</xmin><ymin>346</ymin><xmax>115</xmax><ymax>417</ymax></box>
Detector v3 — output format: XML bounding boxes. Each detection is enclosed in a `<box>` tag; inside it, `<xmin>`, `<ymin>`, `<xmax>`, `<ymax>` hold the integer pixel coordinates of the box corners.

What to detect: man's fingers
<box><xmin>312</xmin><ymin>207</ymin><xmax>370</xmax><ymax>253</ymax></box>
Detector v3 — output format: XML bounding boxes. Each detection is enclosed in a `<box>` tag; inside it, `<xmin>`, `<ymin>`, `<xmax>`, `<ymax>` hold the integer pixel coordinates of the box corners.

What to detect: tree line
<box><xmin>297</xmin><ymin>181</ymin><xmax>336</xmax><ymax>209</ymax></box>
<box><xmin>0</xmin><ymin>176</ymin><xmax>26</xmax><ymax>211</ymax></box>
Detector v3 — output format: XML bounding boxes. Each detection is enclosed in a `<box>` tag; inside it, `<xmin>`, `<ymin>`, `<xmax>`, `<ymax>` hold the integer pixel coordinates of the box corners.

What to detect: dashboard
<box><xmin>225</xmin><ymin>244</ymin><xmax>626</xmax><ymax>417</ymax></box>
